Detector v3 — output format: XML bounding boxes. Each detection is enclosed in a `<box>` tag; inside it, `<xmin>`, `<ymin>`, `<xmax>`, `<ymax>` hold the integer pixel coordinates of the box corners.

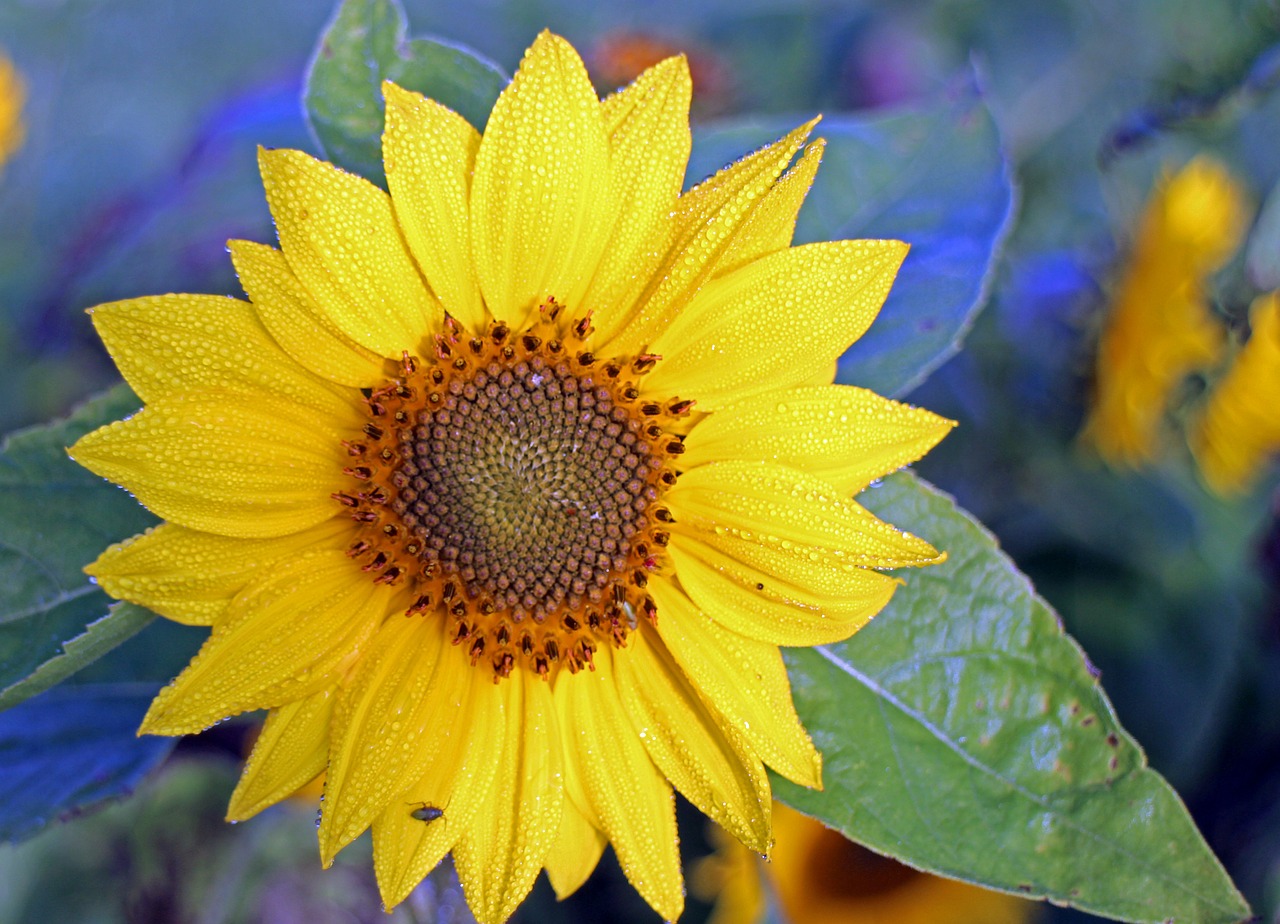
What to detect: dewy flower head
<box><xmin>1084</xmin><ymin>156</ymin><xmax>1248</xmax><ymax>466</ymax></box>
<box><xmin>69</xmin><ymin>32</ymin><xmax>953</xmax><ymax>923</ymax></box>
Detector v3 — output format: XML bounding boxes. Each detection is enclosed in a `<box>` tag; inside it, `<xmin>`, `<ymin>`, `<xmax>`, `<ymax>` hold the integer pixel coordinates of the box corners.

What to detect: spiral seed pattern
<box><xmin>335</xmin><ymin>307</ymin><xmax>688</xmax><ymax>680</ymax></box>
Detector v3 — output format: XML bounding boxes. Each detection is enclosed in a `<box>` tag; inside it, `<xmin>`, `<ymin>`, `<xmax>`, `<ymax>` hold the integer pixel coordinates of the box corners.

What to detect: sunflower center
<box><xmin>335</xmin><ymin>305</ymin><xmax>688</xmax><ymax>680</ymax></box>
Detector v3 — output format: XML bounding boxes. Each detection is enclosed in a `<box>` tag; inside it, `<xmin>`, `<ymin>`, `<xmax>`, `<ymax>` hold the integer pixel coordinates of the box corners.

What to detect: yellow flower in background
<box><xmin>0</xmin><ymin>52</ymin><xmax>26</xmax><ymax>167</ymax></box>
<box><xmin>68</xmin><ymin>32</ymin><xmax>953</xmax><ymax>923</ymax></box>
<box><xmin>1084</xmin><ymin>157</ymin><xmax>1248</xmax><ymax>466</ymax></box>
<box><xmin>1192</xmin><ymin>292</ymin><xmax>1280</xmax><ymax>494</ymax></box>
<box><xmin>696</xmin><ymin>803</ymin><xmax>1036</xmax><ymax>924</ymax></box>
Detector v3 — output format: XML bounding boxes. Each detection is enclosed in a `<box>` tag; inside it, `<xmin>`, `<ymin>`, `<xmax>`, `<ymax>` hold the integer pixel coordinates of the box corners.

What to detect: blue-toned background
<box><xmin>2</xmin><ymin>1</ymin><xmax>1279</xmax><ymax>922</ymax></box>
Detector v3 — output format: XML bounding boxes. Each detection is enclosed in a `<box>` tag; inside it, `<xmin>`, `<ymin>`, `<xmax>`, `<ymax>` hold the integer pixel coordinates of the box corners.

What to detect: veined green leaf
<box><xmin>0</xmin><ymin>385</ymin><xmax>156</xmax><ymax>709</ymax></box>
<box><xmin>0</xmin><ymin>603</ymin><xmax>155</xmax><ymax>712</ymax></box>
<box><xmin>304</xmin><ymin>0</ymin><xmax>506</xmax><ymax>186</ymax></box>
<box><xmin>777</xmin><ymin>472</ymin><xmax>1250</xmax><ymax>924</ymax></box>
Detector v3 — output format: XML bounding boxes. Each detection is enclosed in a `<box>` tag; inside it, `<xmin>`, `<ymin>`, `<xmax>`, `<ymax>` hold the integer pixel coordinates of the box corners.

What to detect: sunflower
<box><xmin>69</xmin><ymin>32</ymin><xmax>952</xmax><ymax>923</ymax></box>
<box><xmin>695</xmin><ymin>804</ymin><xmax>1036</xmax><ymax>924</ymax></box>
<box><xmin>0</xmin><ymin>51</ymin><xmax>25</xmax><ymax>168</ymax></box>
<box><xmin>1083</xmin><ymin>157</ymin><xmax>1247</xmax><ymax>465</ymax></box>
<box><xmin>1192</xmin><ymin>291</ymin><xmax>1280</xmax><ymax>494</ymax></box>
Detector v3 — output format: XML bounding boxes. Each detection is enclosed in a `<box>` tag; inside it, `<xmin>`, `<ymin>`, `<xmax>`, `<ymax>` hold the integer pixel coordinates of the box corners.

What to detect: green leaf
<box><xmin>0</xmin><ymin>385</ymin><xmax>157</xmax><ymax>709</ymax></box>
<box><xmin>689</xmin><ymin>85</ymin><xmax>1014</xmax><ymax>399</ymax></box>
<box><xmin>0</xmin><ymin>603</ymin><xmax>155</xmax><ymax>712</ymax></box>
<box><xmin>304</xmin><ymin>0</ymin><xmax>506</xmax><ymax>186</ymax></box>
<box><xmin>0</xmin><ymin>684</ymin><xmax>176</xmax><ymax>843</ymax></box>
<box><xmin>777</xmin><ymin>472</ymin><xmax>1250</xmax><ymax>924</ymax></box>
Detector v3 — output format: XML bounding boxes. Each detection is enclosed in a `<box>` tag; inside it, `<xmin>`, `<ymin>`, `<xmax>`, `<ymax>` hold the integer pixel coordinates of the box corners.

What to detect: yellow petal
<box><xmin>382</xmin><ymin>81</ymin><xmax>487</xmax><ymax>332</ymax></box>
<box><xmin>683</xmin><ymin>385</ymin><xmax>955</xmax><ymax>496</ymax></box>
<box><xmin>69</xmin><ymin>389</ymin><xmax>347</xmax><ymax>539</ymax></box>
<box><xmin>453</xmin><ymin>673</ymin><xmax>564</xmax><ymax>924</ymax></box>
<box><xmin>230</xmin><ymin>240</ymin><xmax>389</xmax><ymax>388</ymax></box>
<box><xmin>86</xmin><ymin>518</ymin><xmax>353</xmax><ymax>625</ymax></box>
<box><xmin>584</xmin><ymin>55</ymin><xmax>692</xmax><ymax>336</ymax></box>
<box><xmin>258</xmin><ymin>147</ymin><xmax>442</xmax><ymax>358</ymax></box>
<box><xmin>649</xmin><ymin>578</ymin><xmax>822</xmax><ymax>788</ymax></box>
<box><xmin>1192</xmin><ymin>291</ymin><xmax>1280</xmax><ymax>494</ymax></box>
<box><xmin>320</xmin><ymin>614</ymin><xmax>472</xmax><ymax>864</ymax></box>
<box><xmin>667</xmin><ymin>539</ymin><xmax>895</xmax><ymax>646</ymax></box>
<box><xmin>601</xmin><ymin>120</ymin><xmax>817</xmax><ymax>352</ymax></box>
<box><xmin>226</xmin><ymin>689</ymin><xmax>336</xmax><ymax>820</ymax></box>
<box><xmin>644</xmin><ymin>240</ymin><xmax>907</xmax><ymax>409</ymax></box>
<box><xmin>373</xmin><ymin>667</ymin><xmax>505</xmax><ymax>908</ymax></box>
<box><xmin>544</xmin><ymin>799</ymin><xmax>608</xmax><ymax>901</ymax></box>
<box><xmin>715</xmin><ymin>138</ymin><xmax>825</xmax><ymax>275</ymax></box>
<box><xmin>471</xmin><ymin>32</ymin><xmax>613</xmax><ymax>330</ymax></box>
<box><xmin>88</xmin><ymin>294</ymin><xmax>359</xmax><ymax>423</ymax></box>
<box><xmin>667</xmin><ymin>460</ymin><xmax>944</xmax><ymax>571</ymax></box>
<box><xmin>555</xmin><ymin>648</ymin><xmax>684</xmax><ymax>921</ymax></box>
<box><xmin>616</xmin><ymin>624</ymin><xmax>772</xmax><ymax>853</ymax></box>
<box><xmin>140</xmin><ymin>550</ymin><xmax>393</xmax><ymax>735</ymax></box>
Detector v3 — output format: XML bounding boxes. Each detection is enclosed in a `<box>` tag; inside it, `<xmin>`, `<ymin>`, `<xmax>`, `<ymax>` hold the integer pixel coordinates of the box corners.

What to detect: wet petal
<box><xmin>69</xmin><ymin>389</ymin><xmax>347</xmax><ymax>539</ymax></box>
<box><xmin>320</xmin><ymin>614</ymin><xmax>472</xmax><ymax>864</ymax></box>
<box><xmin>544</xmin><ymin>799</ymin><xmax>608</xmax><ymax>901</ymax></box>
<box><xmin>90</xmin><ymin>294</ymin><xmax>359</xmax><ymax>422</ymax></box>
<box><xmin>453</xmin><ymin>673</ymin><xmax>563</xmax><ymax>924</ymax></box>
<box><xmin>667</xmin><ymin>460</ymin><xmax>944</xmax><ymax>571</ymax></box>
<box><xmin>373</xmin><ymin>667</ymin><xmax>504</xmax><ymax>908</ymax></box>
<box><xmin>382</xmin><ymin>81</ymin><xmax>486</xmax><ymax>332</ymax></box>
<box><xmin>226</xmin><ymin>689</ymin><xmax>335</xmax><ymax>820</ymax></box>
<box><xmin>140</xmin><ymin>551</ymin><xmax>394</xmax><ymax>735</ymax></box>
<box><xmin>644</xmin><ymin>240</ymin><xmax>908</xmax><ymax>409</ymax></box>
<box><xmin>86</xmin><ymin>518</ymin><xmax>353</xmax><ymax>625</ymax></box>
<box><xmin>471</xmin><ymin>32</ymin><xmax>613</xmax><ymax>330</ymax></box>
<box><xmin>616</xmin><ymin>624</ymin><xmax>772</xmax><ymax>852</ymax></box>
<box><xmin>683</xmin><ymin>385</ymin><xmax>955</xmax><ymax>495</ymax></box>
<box><xmin>259</xmin><ymin>147</ymin><xmax>442</xmax><ymax>358</ymax></box>
<box><xmin>231</xmin><ymin>240</ymin><xmax>389</xmax><ymax>388</ymax></box>
<box><xmin>556</xmin><ymin>649</ymin><xmax>684</xmax><ymax>921</ymax></box>
<box><xmin>714</xmin><ymin>139</ymin><xmax>824</xmax><ymax>274</ymax></box>
<box><xmin>667</xmin><ymin>537</ymin><xmax>896</xmax><ymax>646</ymax></box>
<box><xmin>601</xmin><ymin>120</ymin><xmax>816</xmax><ymax>352</ymax></box>
<box><xmin>69</xmin><ymin>390</ymin><xmax>346</xmax><ymax>538</ymax></box>
<box><xmin>585</xmin><ymin>55</ymin><xmax>691</xmax><ymax>335</ymax></box>
<box><xmin>649</xmin><ymin>578</ymin><xmax>822</xmax><ymax>788</ymax></box>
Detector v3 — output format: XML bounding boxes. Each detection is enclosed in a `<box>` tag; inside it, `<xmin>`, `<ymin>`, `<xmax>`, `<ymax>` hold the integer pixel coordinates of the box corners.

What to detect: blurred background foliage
<box><xmin>2</xmin><ymin>0</ymin><xmax>1280</xmax><ymax>922</ymax></box>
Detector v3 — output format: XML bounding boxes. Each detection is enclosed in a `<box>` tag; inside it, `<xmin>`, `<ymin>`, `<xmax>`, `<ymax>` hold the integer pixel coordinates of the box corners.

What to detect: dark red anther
<box><xmin>667</xmin><ymin>398</ymin><xmax>696</xmax><ymax>416</ymax></box>
<box><xmin>406</xmin><ymin>594</ymin><xmax>433</xmax><ymax>616</ymax></box>
<box><xmin>375</xmin><ymin>566</ymin><xmax>402</xmax><ymax>585</ymax></box>
<box><xmin>342</xmin><ymin>440</ymin><xmax>368</xmax><ymax>456</ymax></box>
<box><xmin>363</xmin><ymin>423</ymin><xmax>384</xmax><ymax>439</ymax></box>
<box><xmin>332</xmin><ymin>491</ymin><xmax>360</xmax><ymax>507</ymax></box>
<box><xmin>631</xmin><ymin>352</ymin><xmax>661</xmax><ymax>373</ymax></box>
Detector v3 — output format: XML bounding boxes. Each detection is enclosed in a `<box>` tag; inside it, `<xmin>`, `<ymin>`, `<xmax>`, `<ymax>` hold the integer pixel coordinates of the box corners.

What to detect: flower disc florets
<box><xmin>337</xmin><ymin>303</ymin><xmax>687</xmax><ymax>680</ymax></box>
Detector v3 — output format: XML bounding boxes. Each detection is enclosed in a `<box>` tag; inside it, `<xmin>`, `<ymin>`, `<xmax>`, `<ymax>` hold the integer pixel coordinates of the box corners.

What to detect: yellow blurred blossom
<box><xmin>1084</xmin><ymin>157</ymin><xmax>1248</xmax><ymax>465</ymax></box>
<box><xmin>696</xmin><ymin>803</ymin><xmax>1036</xmax><ymax>924</ymax></box>
<box><xmin>0</xmin><ymin>52</ymin><xmax>25</xmax><ymax>167</ymax></box>
<box><xmin>1192</xmin><ymin>291</ymin><xmax>1280</xmax><ymax>494</ymax></box>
